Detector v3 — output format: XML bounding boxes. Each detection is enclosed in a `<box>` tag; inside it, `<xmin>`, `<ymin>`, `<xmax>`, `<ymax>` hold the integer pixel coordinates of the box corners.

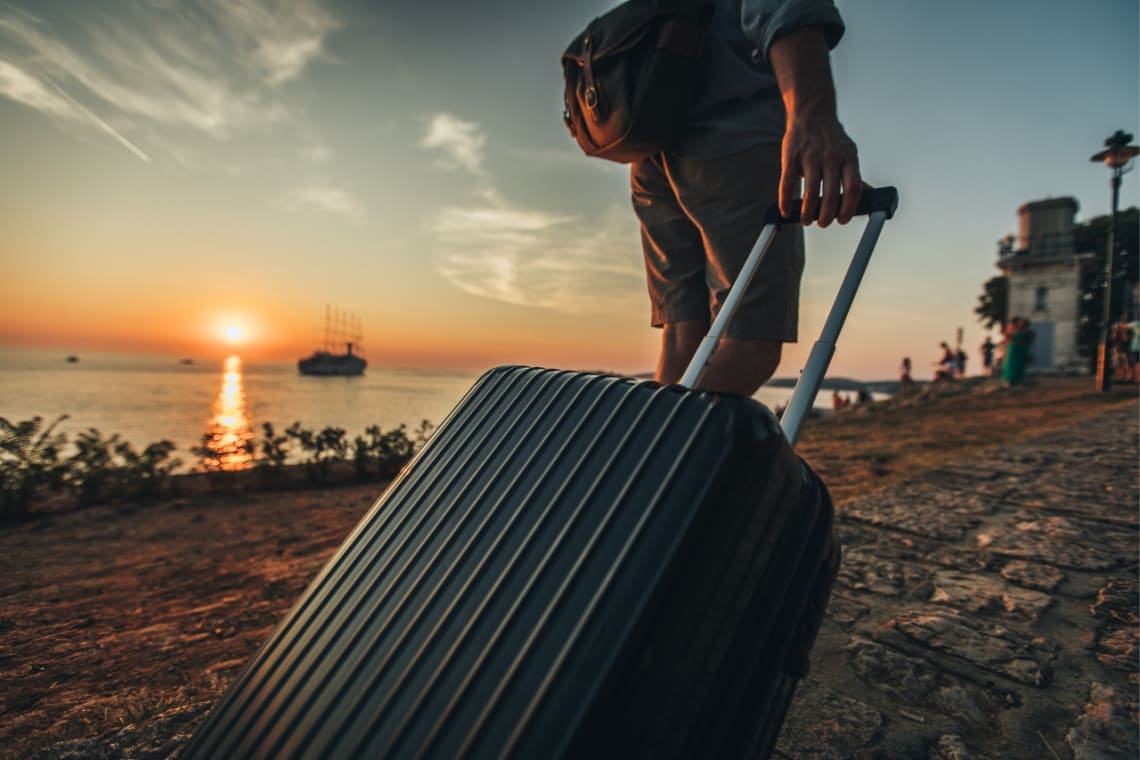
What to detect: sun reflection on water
<box><xmin>200</xmin><ymin>355</ymin><xmax>254</xmax><ymax>471</ymax></box>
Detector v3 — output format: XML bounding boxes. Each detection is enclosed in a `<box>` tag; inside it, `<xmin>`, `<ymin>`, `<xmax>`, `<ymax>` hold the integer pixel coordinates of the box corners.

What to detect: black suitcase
<box><xmin>183</xmin><ymin>188</ymin><xmax>898</xmax><ymax>760</ymax></box>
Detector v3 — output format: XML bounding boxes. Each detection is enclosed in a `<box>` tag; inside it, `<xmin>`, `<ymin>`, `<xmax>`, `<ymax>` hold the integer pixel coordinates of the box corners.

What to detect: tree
<box><xmin>1075</xmin><ymin>207</ymin><xmax>1139</xmax><ymax>365</ymax></box>
<box><xmin>974</xmin><ymin>275</ymin><xmax>1008</xmax><ymax>331</ymax></box>
<box><xmin>1074</xmin><ymin>206</ymin><xmax>1139</xmax><ymax>317</ymax></box>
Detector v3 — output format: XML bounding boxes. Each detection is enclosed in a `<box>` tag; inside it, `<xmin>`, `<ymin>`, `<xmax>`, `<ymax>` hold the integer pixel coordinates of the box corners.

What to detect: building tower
<box><xmin>998</xmin><ymin>198</ymin><xmax>1095</xmax><ymax>372</ymax></box>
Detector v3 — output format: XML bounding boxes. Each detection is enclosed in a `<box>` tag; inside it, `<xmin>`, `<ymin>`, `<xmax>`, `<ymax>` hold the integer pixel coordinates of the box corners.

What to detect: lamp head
<box><xmin>1091</xmin><ymin>130</ymin><xmax>1139</xmax><ymax>169</ymax></box>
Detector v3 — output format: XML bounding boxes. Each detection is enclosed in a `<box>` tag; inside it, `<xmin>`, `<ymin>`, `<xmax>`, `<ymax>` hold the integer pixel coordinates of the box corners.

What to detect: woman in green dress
<box><xmin>1002</xmin><ymin>317</ymin><xmax>1032</xmax><ymax>386</ymax></box>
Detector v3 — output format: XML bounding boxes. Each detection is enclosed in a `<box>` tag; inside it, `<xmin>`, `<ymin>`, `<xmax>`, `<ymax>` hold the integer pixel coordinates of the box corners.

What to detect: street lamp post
<box><xmin>1090</xmin><ymin>130</ymin><xmax>1139</xmax><ymax>392</ymax></box>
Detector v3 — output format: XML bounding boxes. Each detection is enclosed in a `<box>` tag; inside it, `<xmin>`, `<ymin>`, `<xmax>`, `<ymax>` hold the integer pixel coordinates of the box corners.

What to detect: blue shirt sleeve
<box><xmin>742</xmin><ymin>0</ymin><xmax>845</xmax><ymax>64</ymax></box>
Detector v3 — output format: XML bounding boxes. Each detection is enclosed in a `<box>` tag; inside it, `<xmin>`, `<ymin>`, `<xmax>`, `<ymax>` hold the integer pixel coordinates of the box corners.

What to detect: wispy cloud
<box><xmin>506</xmin><ymin>145</ymin><xmax>629</xmax><ymax>176</ymax></box>
<box><xmin>419</xmin><ymin>115</ymin><xmax>642</xmax><ymax>313</ymax></box>
<box><xmin>0</xmin><ymin>57</ymin><xmax>153</xmax><ymax>162</ymax></box>
<box><xmin>209</xmin><ymin>0</ymin><xmax>337</xmax><ymax>86</ymax></box>
<box><xmin>0</xmin><ymin>56</ymin><xmax>69</xmax><ymax>117</ymax></box>
<box><xmin>0</xmin><ymin>1</ymin><xmax>338</xmax><ymax>160</ymax></box>
<box><xmin>299</xmin><ymin>143</ymin><xmax>334</xmax><ymax>164</ymax></box>
<box><xmin>431</xmin><ymin>195</ymin><xmax>643</xmax><ymax>315</ymax></box>
<box><xmin>288</xmin><ymin>184</ymin><xmax>365</xmax><ymax>218</ymax></box>
<box><xmin>419</xmin><ymin>113</ymin><xmax>486</xmax><ymax>174</ymax></box>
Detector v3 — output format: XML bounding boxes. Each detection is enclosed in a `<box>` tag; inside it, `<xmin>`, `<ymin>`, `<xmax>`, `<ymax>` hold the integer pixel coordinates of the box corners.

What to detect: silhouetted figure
<box><xmin>980</xmin><ymin>336</ymin><xmax>996</xmax><ymax>376</ymax></box>
<box><xmin>933</xmin><ymin>342</ymin><xmax>955</xmax><ymax>382</ymax></box>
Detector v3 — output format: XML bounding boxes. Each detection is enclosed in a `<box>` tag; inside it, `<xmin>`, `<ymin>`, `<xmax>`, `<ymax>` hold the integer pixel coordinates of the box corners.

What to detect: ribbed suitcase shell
<box><xmin>183</xmin><ymin>366</ymin><xmax>839</xmax><ymax>759</ymax></box>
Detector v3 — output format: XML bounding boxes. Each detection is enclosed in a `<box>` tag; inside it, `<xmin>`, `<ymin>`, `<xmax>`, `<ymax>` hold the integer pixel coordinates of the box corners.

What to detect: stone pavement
<box><xmin>775</xmin><ymin>404</ymin><xmax>1138</xmax><ymax>760</ymax></box>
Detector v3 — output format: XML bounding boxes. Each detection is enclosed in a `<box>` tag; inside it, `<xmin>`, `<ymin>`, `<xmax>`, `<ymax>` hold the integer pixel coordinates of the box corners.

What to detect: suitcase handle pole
<box><xmin>678</xmin><ymin>186</ymin><xmax>898</xmax><ymax>445</ymax></box>
<box><xmin>780</xmin><ymin>209</ymin><xmax>888</xmax><ymax>446</ymax></box>
<box><xmin>678</xmin><ymin>224</ymin><xmax>778</xmax><ymax>389</ymax></box>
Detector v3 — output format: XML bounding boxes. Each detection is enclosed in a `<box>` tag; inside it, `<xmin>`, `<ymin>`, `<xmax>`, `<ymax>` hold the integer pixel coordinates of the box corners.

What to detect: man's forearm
<box><xmin>769</xmin><ymin>26</ymin><xmax>838</xmax><ymax>124</ymax></box>
<box><xmin>766</xmin><ymin>25</ymin><xmax>861</xmax><ymax>225</ymax></box>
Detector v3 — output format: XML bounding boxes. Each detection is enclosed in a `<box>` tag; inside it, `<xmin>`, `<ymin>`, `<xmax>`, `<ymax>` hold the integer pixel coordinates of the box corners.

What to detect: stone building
<box><xmin>997</xmin><ymin>197</ymin><xmax>1095</xmax><ymax>371</ymax></box>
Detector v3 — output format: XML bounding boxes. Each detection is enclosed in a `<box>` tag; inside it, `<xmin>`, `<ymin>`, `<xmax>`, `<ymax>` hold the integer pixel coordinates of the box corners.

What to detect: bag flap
<box><xmin>561</xmin><ymin>3</ymin><xmax>670</xmax><ymax>65</ymax></box>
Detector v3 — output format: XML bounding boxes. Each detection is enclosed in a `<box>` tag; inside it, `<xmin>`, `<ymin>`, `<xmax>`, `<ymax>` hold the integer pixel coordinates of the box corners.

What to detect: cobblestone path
<box><xmin>776</xmin><ymin>404</ymin><xmax>1138</xmax><ymax>760</ymax></box>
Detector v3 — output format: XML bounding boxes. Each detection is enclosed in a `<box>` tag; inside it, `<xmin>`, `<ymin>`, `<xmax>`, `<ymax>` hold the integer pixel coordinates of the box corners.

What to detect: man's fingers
<box><xmin>818</xmin><ymin>165</ymin><xmax>841</xmax><ymax>227</ymax></box>
<box><xmin>800</xmin><ymin>164</ymin><xmax>821</xmax><ymax>225</ymax></box>
<box><xmin>837</xmin><ymin>163</ymin><xmax>863</xmax><ymax>224</ymax></box>
<box><xmin>779</xmin><ymin>152</ymin><xmax>800</xmax><ymax>219</ymax></box>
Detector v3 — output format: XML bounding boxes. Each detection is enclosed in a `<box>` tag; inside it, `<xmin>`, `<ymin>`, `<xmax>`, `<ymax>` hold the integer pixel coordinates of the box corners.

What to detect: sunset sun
<box><xmin>223</xmin><ymin>324</ymin><xmax>244</xmax><ymax>344</ymax></box>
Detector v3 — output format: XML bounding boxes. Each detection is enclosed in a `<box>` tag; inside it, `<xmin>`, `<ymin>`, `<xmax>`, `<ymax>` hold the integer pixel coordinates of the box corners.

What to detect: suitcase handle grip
<box><xmin>763</xmin><ymin>185</ymin><xmax>899</xmax><ymax>225</ymax></box>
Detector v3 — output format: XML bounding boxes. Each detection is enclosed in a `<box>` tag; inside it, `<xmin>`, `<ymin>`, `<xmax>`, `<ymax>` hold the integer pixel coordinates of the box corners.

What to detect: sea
<box><xmin>0</xmin><ymin>348</ymin><xmax>863</xmax><ymax>472</ymax></box>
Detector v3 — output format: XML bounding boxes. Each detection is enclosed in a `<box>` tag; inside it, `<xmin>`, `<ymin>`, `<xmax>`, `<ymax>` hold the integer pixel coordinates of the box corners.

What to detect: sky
<box><xmin>0</xmin><ymin>0</ymin><xmax>1137</xmax><ymax>380</ymax></box>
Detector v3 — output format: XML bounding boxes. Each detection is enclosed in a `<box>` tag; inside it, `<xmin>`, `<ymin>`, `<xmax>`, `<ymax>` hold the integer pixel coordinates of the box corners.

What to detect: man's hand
<box><xmin>769</xmin><ymin>26</ymin><xmax>862</xmax><ymax>226</ymax></box>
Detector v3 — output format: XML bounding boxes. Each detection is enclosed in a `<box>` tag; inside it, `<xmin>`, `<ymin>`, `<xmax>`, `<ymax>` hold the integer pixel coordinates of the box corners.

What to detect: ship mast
<box><xmin>323</xmin><ymin>304</ymin><xmax>332</xmax><ymax>353</ymax></box>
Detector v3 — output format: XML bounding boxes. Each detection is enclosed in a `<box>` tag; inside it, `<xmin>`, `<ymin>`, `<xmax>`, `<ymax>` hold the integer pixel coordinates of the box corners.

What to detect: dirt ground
<box><xmin>0</xmin><ymin>376</ymin><xmax>1135</xmax><ymax>758</ymax></box>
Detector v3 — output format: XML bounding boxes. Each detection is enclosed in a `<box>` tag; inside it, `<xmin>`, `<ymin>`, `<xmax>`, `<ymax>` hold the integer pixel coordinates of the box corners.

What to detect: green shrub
<box><xmin>286</xmin><ymin>423</ymin><xmax>348</xmax><ymax>484</ymax></box>
<box><xmin>2</xmin><ymin>413</ymin><xmax>437</xmax><ymax>519</ymax></box>
<box><xmin>115</xmin><ymin>440</ymin><xmax>181</xmax><ymax>500</ymax></box>
<box><xmin>258</xmin><ymin>422</ymin><xmax>290</xmax><ymax>469</ymax></box>
<box><xmin>0</xmin><ymin>415</ymin><xmax>68</xmax><ymax>521</ymax></box>
<box><xmin>412</xmin><ymin>419</ymin><xmax>435</xmax><ymax>450</ymax></box>
<box><xmin>66</xmin><ymin>428</ymin><xmax>120</xmax><ymax>506</ymax></box>
<box><xmin>352</xmin><ymin>425</ymin><xmax>383</xmax><ymax>478</ymax></box>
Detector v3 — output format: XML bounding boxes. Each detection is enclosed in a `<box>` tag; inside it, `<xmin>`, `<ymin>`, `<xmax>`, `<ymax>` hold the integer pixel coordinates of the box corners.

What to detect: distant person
<box><xmin>980</xmin><ymin>336</ymin><xmax>996</xmax><ymax>376</ymax></box>
<box><xmin>1109</xmin><ymin>316</ymin><xmax>1132</xmax><ymax>382</ymax></box>
<box><xmin>856</xmin><ymin>387</ymin><xmax>872</xmax><ymax>404</ymax></box>
<box><xmin>1002</xmin><ymin>317</ymin><xmax>1032</xmax><ymax>387</ymax></box>
<box><xmin>955</xmin><ymin>348</ymin><xmax>968</xmax><ymax>378</ymax></box>
<box><xmin>899</xmin><ymin>356</ymin><xmax>914</xmax><ymax>390</ymax></box>
<box><xmin>630</xmin><ymin>0</ymin><xmax>862</xmax><ymax>395</ymax></box>
<box><xmin>1129</xmin><ymin>312</ymin><xmax>1140</xmax><ymax>383</ymax></box>
<box><xmin>832</xmin><ymin>389</ymin><xmax>844</xmax><ymax>411</ymax></box>
<box><xmin>933</xmin><ymin>342</ymin><xmax>955</xmax><ymax>382</ymax></box>
<box><xmin>994</xmin><ymin>328</ymin><xmax>1007</xmax><ymax>377</ymax></box>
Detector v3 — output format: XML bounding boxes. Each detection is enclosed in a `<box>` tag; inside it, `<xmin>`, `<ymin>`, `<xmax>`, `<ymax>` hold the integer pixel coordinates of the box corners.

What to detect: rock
<box><xmin>999</xmin><ymin>560</ymin><xmax>1066</xmax><ymax>593</ymax></box>
<box><xmin>837</xmin><ymin>548</ymin><xmax>929</xmax><ymax>598</ymax></box>
<box><xmin>934</xmin><ymin>684</ymin><xmax>1002</xmax><ymax>730</ymax></box>
<box><xmin>977</xmin><ymin>515</ymin><xmax>1127</xmax><ymax>571</ymax></box>
<box><xmin>1092</xmin><ymin>627</ymin><xmax>1138</xmax><ymax>673</ymax></box>
<box><xmin>826</xmin><ymin>594</ymin><xmax>869</xmax><ymax>627</ymax></box>
<box><xmin>1088</xmin><ymin>579</ymin><xmax>1139</xmax><ymax>673</ymax></box>
<box><xmin>1065</xmin><ymin>682</ymin><xmax>1139</xmax><ymax>760</ymax></box>
<box><xmin>928</xmin><ymin>571</ymin><xmax>1053</xmax><ymax>621</ymax></box>
<box><xmin>842</xmin><ymin>492</ymin><xmax>984</xmax><ymax>540</ymax></box>
<box><xmin>842</xmin><ymin>531</ymin><xmax>990</xmax><ymax>573</ymax></box>
<box><xmin>928</xmin><ymin>734</ymin><xmax>971</xmax><ymax>760</ymax></box>
<box><xmin>846</xmin><ymin>639</ymin><xmax>938</xmax><ymax>702</ymax></box>
<box><xmin>882</xmin><ymin>609</ymin><xmax>1055</xmax><ymax>687</ymax></box>
<box><xmin>1089</xmin><ymin>579</ymin><xmax>1138</xmax><ymax>626</ymax></box>
<box><xmin>775</xmin><ymin>678</ymin><xmax>882</xmax><ymax>759</ymax></box>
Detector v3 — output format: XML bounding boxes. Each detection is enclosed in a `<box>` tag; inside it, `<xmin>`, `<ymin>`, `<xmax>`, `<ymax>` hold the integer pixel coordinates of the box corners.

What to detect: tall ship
<box><xmin>298</xmin><ymin>307</ymin><xmax>367</xmax><ymax>377</ymax></box>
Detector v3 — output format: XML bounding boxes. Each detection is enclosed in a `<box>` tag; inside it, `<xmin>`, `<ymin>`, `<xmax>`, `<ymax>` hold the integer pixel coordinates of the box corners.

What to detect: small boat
<box><xmin>180</xmin><ymin>358</ymin><xmax>195</xmax><ymax>365</ymax></box>
<box><xmin>65</xmin><ymin>355</ymin><xmax>79</xmax><ymax>363</ymax></box>
<box><xmin>299</xmin><ymin>307</ymin><xmax>367</xmax><ymax>377</ymax></box>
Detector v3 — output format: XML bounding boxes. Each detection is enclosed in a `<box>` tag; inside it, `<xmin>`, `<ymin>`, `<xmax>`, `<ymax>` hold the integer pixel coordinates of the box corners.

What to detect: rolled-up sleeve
<box><xmin>743</xmin><ymin>0</ymin><xmax>845</xmax><ymax>63</ymax></box>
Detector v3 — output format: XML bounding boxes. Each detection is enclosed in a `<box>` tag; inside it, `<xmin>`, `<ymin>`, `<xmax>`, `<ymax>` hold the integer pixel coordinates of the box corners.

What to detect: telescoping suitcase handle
<box><xmin>679</xmin><ymin>185</ymin><xmax>899</xmax><ymax>448</ymax></box>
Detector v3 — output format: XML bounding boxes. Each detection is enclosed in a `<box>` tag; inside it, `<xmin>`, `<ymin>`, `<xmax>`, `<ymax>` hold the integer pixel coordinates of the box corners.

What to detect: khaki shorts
<box><xmin>631</xmin><ymin>142</ymin><xmax>804</xmax><ymax>342</ymax></box>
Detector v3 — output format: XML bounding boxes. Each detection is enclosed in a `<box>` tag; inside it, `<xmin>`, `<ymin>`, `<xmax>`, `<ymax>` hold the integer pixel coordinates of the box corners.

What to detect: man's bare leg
<box><xmin>656</xmin><ymin>320</ymin><xmax>783</xmax><ymax>396</ymax></box>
